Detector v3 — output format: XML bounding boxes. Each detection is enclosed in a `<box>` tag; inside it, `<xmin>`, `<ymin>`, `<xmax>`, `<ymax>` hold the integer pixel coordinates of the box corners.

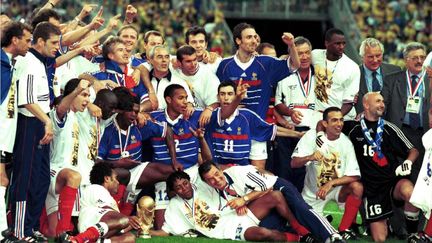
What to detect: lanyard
<box><xmin>183</xmin><ymin>191</ymin><xmax>196</xmax><ymax>225</ymax></box>
<box><xmin>296</xmin><ymin>68</ymin><xmax>312</xmax><ymax>99</ymax></box>
<box><xmin>406</xmin><ymin>71</ymin><xmax>423</xmax><ymax>97</ymax></box>
<box><xmin>113</xmin><ymin>119</ymin><xmax>131</xmax><ymax>157</ymax></box>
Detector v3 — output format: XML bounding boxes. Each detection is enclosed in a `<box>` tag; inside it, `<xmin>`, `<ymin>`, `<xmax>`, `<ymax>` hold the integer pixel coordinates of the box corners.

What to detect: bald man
<box><xmin>344</xmin><ymin>92</ymin><xmax>420</xmax><ymax>242</ymax></box>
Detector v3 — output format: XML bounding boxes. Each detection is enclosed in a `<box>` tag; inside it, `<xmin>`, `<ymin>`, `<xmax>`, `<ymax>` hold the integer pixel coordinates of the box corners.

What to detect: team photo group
<box><xmin>1</xmin><ymin>1</ymin><xmax>431</xmax><ymax>243</ymax></box>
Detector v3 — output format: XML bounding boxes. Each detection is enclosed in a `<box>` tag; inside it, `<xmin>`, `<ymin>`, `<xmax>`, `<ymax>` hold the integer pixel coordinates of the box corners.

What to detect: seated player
<box><xmin>344</xmin><ymin>92</ymin><xmax>420</xmax><ymax>242</ymax></box>
<box><xmin>291</xmin><ymin>106</ymin><xmax>363</xmax><ymax>240</ymax></box>
<box><xmin>58</xmin><ymin>163</ymin><xmax>140</xmax><ymax>243</ymax></box>
<box><xmin>45</xmin><ymin>79</ymin><xmax>92</xmax><ymax>237</ymax></box>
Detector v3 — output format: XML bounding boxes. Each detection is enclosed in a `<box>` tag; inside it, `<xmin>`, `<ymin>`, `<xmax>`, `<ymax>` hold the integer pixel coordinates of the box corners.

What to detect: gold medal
<box><xmin>304</xmin><ymin>98</ymin><xmax>309</xmax><ymax>106</ymax></box>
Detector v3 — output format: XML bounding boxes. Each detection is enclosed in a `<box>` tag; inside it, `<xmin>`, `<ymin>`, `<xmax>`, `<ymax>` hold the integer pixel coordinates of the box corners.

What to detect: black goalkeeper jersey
<box><xmin>344</xmin><ymin>119</ymin><xmax>415</xmax><ymax>195</ymax></box>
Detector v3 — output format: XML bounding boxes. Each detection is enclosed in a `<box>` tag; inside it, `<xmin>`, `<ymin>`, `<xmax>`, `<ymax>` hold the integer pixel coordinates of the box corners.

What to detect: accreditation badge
<box><xmin>406</xmin><ymin>96</ymin><xmax>421</xmax><ymax>114</ymax></box>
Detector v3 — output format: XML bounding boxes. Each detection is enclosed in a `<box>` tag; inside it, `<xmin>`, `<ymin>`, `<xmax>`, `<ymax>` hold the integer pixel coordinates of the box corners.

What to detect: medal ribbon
<box><xmin>406</xmin><ymin>71</ymin><xmax>423</xmax><ymax>97</ymax></box>
<box><xmin>113</xmin><ymin>118</ymin><xmax>131</xmax><ymax>157</ymax></box>
<box><xmin>360</xmin><ymin>114</ymin><xmax>388</xmax><ymax>166</ymax></box>
<box><xmin>296</xmin><ymin>68</ymin><xmax>312</xmax><ymax>99</ymax></box>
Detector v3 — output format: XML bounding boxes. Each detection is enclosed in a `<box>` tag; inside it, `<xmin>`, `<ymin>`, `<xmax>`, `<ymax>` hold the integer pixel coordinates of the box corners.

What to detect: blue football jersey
<box><xmin>98</xmin><ymin>119</ymin><xmax>165</xmax><ymax>162</ymax></box>
<box><xmin>150</xmin><ymin>110</ymin><xmax>202</xmax><ymax>168</ymax></box>
<box><xmin>216</xmin><ymin>55</ymin><xmax>292</xmax><ymax>119</ymax></box>
<box><xmin>205</xmin><ymin>108</ymin><xmax>276</xmax><ymax>165</ymax></box>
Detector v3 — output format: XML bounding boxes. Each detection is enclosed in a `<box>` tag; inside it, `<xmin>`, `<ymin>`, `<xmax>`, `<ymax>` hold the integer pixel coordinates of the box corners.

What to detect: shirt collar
<box><xmin>164</xmin><ymin>109</ymin><xmax>183</xmax><ymax>125</ymax></box>
<box><xmin>29</xmin><ymin>48</ymin><xmax>47</xmax><ymax>64</ymax></box>
<box><xmin>150</xmin><ymin>69</ymin><xmax>172</xmax><ymax>81</ymax></box>
<box><xmin>223</xmin><ymin>172</ymin><xmax>234</xmax><ymax>187</ymax></box>
<box><xmin>105</xmin><ymin>60</ymin><xmax>125</xmax><ymax>74</ymax></box>
<box><xmin>363</xmin><ymin>64</ymin><xmax>381</xmax><ymax>77</ymax></box>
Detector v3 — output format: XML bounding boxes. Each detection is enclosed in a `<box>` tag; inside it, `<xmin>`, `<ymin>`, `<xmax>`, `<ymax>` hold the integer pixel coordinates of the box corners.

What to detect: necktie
<box><xmin>371</xmin><ymin>71</ymin><xmax>381</xmax><ymax>91</ymax></box>
<box><xmin>409</xmin><ymin>75</ymin><xmax>420</xmax><ymax>129</ymax></box>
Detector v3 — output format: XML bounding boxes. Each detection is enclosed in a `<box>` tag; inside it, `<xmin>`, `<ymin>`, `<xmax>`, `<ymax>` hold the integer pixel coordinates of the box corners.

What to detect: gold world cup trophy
<box><xmin>136</xmin><ymin>196</ymin><xmax>155</xmax><ymax>239</ymax></box>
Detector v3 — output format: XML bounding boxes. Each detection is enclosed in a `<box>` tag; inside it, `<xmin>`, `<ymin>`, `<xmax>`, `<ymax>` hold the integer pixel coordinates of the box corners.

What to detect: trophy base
<box><xmin>138</xmin><ymin>233</ymin><xmax>151</xmax><ymax>239</ymax></box>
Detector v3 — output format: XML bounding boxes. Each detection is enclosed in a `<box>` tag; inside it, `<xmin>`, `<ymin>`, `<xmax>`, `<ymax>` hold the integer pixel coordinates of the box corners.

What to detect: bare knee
<box><xmin>399</xmin><ymin>183</ymin><xmax>414</xmax><ymax>202</ymax></box>
<box><xmin>269</xmin><ymin>191</ymin><xmax>285</xmax><ymax>205</ymax></box>
<box><xmin>64</xmin><ymin>169</ymin><xmax>82</xmax><ymax>187</ymax></box>
<box><xmin>372</xmin><ymin>233</ymin><xmax>387</xmax><ymax>243</ymax></box>
<box><xmin>0</xmin><ymin>172</ymin><xmax>9</xmax><ymax>187</ymax></box>
<box><xmin>123</xmin><ymin>232</ymin><xmax>136</xmax><ymax>243</ymax></box>
<box><xmin>248</xmin><ymin>227</ymin><xmax>273</xmax><ymax>241</ymax></box>
<box><xmin>0</xmin><ymin>164</ymin><xmax>9</xmax><ymax>186</ymax></box>
<box><xmin>349</xmin><ymin>181</ymin><xmax>363</xmax><ymax>198</ymax></box>
<box><xmin>118</xmin><ymin>215</ymin><xmax>130</xmax><ymax>229</ymax></box>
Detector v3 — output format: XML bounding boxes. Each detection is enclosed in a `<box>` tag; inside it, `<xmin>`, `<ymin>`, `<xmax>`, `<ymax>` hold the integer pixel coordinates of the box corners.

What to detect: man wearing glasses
<box><xmin>381</xmin><ymin>42</ymin><xmax>430</xmax><ymax>182</ymax></box>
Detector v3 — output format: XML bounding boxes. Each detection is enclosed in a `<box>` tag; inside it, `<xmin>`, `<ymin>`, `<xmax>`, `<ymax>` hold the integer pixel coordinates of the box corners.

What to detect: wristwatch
<box><xmin>243</xmin><ymin>195</ymin><xmax>250</xmax><ymax>203</ymax></box>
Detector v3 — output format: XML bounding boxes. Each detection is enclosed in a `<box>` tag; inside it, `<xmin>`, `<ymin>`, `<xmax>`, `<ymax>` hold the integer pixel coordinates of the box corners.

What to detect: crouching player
<box><xmin>58</xmin><ymin>162</ymin><xmax>140</xmax><ymax>243</ymax></box>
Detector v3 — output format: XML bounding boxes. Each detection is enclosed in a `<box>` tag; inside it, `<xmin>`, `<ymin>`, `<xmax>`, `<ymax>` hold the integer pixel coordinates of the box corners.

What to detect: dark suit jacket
<box><xmin>355</xmin><ymin>63</ymin><xmax>401</xmax><ymax>113</ymax></box>
<box><xmin>381</xmin><ymin>70</ymin><xmax>430</xmax><ymax>129</ymax></box>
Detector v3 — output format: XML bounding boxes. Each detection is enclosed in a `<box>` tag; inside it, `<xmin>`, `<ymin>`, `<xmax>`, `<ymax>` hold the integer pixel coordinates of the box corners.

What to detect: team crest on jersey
<box><xmin>237</xmin><ymin>127</ymin><xmax>242</xmax><ymax>135</ymax></box>
<box><xmin>251</xmin><ymin>72</ymin><xmax>258</xmax><ymax>80</ymax></box>
<box><xmin>194</xmin><ymin>198</ymin><xmax>219</xmax><ymax>230</ymax></box>
<box><xmin>131</xmin><ymin>135</ymin><xmax>137</xmax><ymax>144</ymax></box>
<box><xmin>179</xmin><ymin>128</ymin><xmax>185</xmax><ymax>135</ymax></box>
<box><xmin>227</xmin><ymin>127</ymin><xmax>232</xmax><ymax>132</ymax></box>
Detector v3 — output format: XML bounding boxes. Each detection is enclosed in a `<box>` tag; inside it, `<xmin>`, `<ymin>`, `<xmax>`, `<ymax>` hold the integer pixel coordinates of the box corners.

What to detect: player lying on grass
<box><xmin>150</xmin><ymin>171</ymin><xmax>319</xmax><ymax>242</ymax></box>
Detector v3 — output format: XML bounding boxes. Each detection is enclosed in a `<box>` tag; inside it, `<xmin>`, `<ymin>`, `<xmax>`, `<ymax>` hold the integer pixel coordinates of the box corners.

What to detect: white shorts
<box><xmin>124</xmin><ymin>162</ymin><xmax>149</xmax><ymax>204</ymax></box>
<box><xmin>155</xmin><ymin>165</ymin><xmax>199</xmax><ymax>210</ymax></box>
<box><xmin>78</xmin><ymin>207</ymin><xmax>113</xmax><ymax>232</ymax></box>
<box><xmin>0</xmin><ymin>116</ymin><xmax>17</xmax><ymax>153</ymax></box>
<box><xmin>410</xmin><ymin>143</ymin><xmax>432</xmax><ymax>219</ymax></box>
<box><xmin>45</xmin><ymin>167</ymin><xmax>81</xmax><ymax>216</ymax></box>
<box><xmin>217</xmin><ymin>210</ymin><xmax>259</xmax><ymax>241</ymax></box>
<box><xmin>249</xmin><ymin>140</ymin><xmax>267</xmax><ymax>160</ymax></box>
<box><xmin>302</xmin><ymin>186</ymin><xmax>345</xmax><ymax>215</ymax></box>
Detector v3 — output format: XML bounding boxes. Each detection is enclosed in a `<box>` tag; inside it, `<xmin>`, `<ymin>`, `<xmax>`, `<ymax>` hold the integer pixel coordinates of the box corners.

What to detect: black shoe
<box><xmin>19</xmin><ymin>231</ymin><xmax>47</xmax><ymax>243</ymax></box>
<box><xmin>339</xmin><ymin>229</ymin><xmax>358</xmax><ymax>240</ymax></box>
<box><xmin>408</xmin><ymin>232</ymin><xmax>432</xmax><ymax>243</ymax></box>
<box><xmin>1</xmin><ymin>229</ymin><xmax>27</xmax><ymax>243</ymax></box>
<box><xmin>300</xmin><ymin>233</ymin><xmax>320</xmax><ymax>243</ymax></box>
<box><xmin>56</xmin><ymin>232</ymin><xmax>73</xmax><ymax>243</ymax></box>
<box><xmin>327</xmin><ymin>233</ymin><xmax>347</xmax><ymax>243</ymax></box>
<box><xmin>1</xmin><ymin>233</ymin><xmax>26</xmax><ymax>243</ymax></box>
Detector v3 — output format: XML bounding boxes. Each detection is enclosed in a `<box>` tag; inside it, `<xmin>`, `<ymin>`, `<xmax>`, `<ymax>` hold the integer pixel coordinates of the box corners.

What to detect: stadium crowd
<box><xmin>351</xmin><ymin>0</ymin><xmax>431</xmax><ymax>67</ymax></box>
<box><xmin>1</xmin><ymin>1</ymin><xmax>432</xmax><ymax>243</ymax></box>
